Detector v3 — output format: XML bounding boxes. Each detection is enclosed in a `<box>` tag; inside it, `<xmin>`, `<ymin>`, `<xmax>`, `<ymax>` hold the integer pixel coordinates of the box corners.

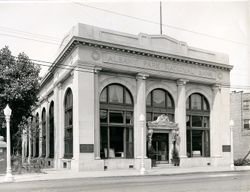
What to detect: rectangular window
<box><xmin>100</xmin><ymin>127</ymin><xmax>108</xmax><ymax>159</ymax></box>
<box><xmin>192</xmin><ymin>116</ymin><xmax>202</xmax><ymax>127</ymax></box>
<box><xmin>110</xmin><ymin>127</ymin><xmax>124</xmax><ymax>158</ymax></box>
<box><xmin>146</xmin><ymin>112</ymin><xmax>152</xmax><ymax>122</ymax></box>
<box><xmin>126</xmin><ymin>128</ymin><xmax>133</xmax><ymax>158</ymax></box>
<box><xmin>100</xmin><ymin>110</ymin><xmax>108</xmax><ymax>123</ymax></box>
<box><xmin>243</xmin><ymin>100</ymin><xmax>250</xmax><ymax>110</ymax></box>
<box><xmin>186</xmin><ymin>116</ymin><xmax>190</xmax><ymax>127</ymax></box>
<box><xmin>244</xmin><ymin>119</ymin><xmax>250</xmax><ymax>130</ymax></box>
<box><xmin>109</xmin><ymin>111</ymin><xmax>124</xmax><ymax>124</ymax></box>
<box><xmin>126</xmin><ymin>112</ymin><xmax>133</xmax><ymax>124</ymax></box>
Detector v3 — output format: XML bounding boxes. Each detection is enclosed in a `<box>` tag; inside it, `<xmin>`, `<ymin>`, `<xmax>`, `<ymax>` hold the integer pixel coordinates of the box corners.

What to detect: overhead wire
<box><xmin>73</xmin><ymin>2</ymin><xmax>249</xmax><ymax>46</ymax></box>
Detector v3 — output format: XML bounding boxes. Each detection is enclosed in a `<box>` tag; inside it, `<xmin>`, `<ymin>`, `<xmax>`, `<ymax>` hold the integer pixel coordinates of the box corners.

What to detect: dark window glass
<box><xmin>49</xmin><ymin>102</ymin><xmax>54</xmax><ymax>158</ymax></box>
<box><xmin>187</xmin><ymin>130</ymin><xmax>191</xmax><ymax>157</ymax></box>
<box><xmin>126</xmin><ymin>128</ymin><xmax>133</xmax><ymax>158</ymax></box>
<box><xmin>100</xmin><ymin>84</ymin><xmax>134</xmax><ymax>159</ymax></box>
<box><xmin>41</xmin><ymin>108</ymin><xmax>46</xmax><ymax>157</ymax></box>
<box><xmin>186</xmin><ymin>116</ymin><xmax>190</xmax><ymax>127</ymax></box>
<box><xmin>109</xmin><ymin>111</ymin><xmax>124</xmax><ymax>124</ymax></box>
<box><xmin>203</xmin><ymin>117</ymin><xmax>209</xmax><ymax>128</ymax></box>
<box><xmin>100</xmin><ymin>127</ymin><xmax>108</xmax><ymax>159</ymax></box>
<box><xmin>192</xmin><ymin>130</ymin><xmax>203</xmax><ymax>156</ymax></box>
<box><xmin>126</xmin><ymin>112</ymin><xmax>133</xmax><ymax>124</ymax></box>
<box><xmin>244</xmin><ymin>119</ymin><xmax>250</xmax><ymax>129</ymax></box>
<box><xmin>192</xmin><ymin>116</ymin><xmax>202</xmax><ymax>127</ymax></box>
<box><xmin>64</xmin><ymin>88</ymin><xmax>73</xmax><ymax>159</ymax></box>
<box><xmin>100</xmin><ymin>110</ymin><xmax>108</xmax><ymax>123</ymax></box>
<box><xmin>186</xmin><ymin>93</ymin><xmax>210</xmax><ymax>158</ymax></box>
<box><xmin>110</xmin><ymin>127</ymin><xmax>124</xmax><ymax>158</ymax></box>
<box><xmin>35</xmin><ymin>113</ymin><xmax>39</xmax><ymax>157</ymax></box>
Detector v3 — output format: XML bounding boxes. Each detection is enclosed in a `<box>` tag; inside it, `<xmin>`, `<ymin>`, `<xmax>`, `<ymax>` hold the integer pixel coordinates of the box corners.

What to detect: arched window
<box><xmin>64</xmin><ymin>88</ymin><xmax>73</xmax><ymax>158</ymax></box>
<box><xmin>49</xmin><ymin>101</ymin><xmax>54</xmax><ymax>158</ymax></box>
<box><xmin>41</xmin><ymin>108</ymin><xmax>46</xmax><ymax>157</ymax></box>
<box><xmin>35</xmin><ymin>113</ymin><xmax>39</xmax><ymax>157</ymax></box>
<box><xmin>146</xmin><ymin>89</ymin><xmax>175</xmax><ymax>121</ymax></box>
<box><xmin>100</xmin><ymin>84</ymin><xmax>134</xmax><ymax>159</ymax></box>
<box><xmin>186</xmin><ymin>93</ymin><xmax>210</xmax><ymax>157</ymax></box>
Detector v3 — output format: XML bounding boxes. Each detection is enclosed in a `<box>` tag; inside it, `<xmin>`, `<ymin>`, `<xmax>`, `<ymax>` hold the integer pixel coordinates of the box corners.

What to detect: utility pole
<box><xmin>160</xmin><ymin>1</ymin><xmax>162</xmax><ymax>34</ymax></box>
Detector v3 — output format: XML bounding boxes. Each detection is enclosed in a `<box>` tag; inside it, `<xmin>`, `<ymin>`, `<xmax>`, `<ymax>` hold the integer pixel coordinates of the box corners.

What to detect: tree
<box><xmin>0</xmin><ymin>46</ymin><xmax>40</xmax><ymax>154</ymax></box>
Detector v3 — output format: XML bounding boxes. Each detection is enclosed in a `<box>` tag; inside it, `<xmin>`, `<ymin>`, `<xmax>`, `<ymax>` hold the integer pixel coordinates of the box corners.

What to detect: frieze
<box><xmin>97</xmin><ymin>51</ymin><xmax>224</xmax><ymax>81</ymax></box>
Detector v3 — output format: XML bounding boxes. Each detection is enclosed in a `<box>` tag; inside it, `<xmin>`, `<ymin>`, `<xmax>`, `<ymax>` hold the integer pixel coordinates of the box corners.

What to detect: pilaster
<box><xmin>135</xmin><ymin>73</ymin><xmax>149</xmax><ymax>159</ymax></box>
<box><xmin>94</xmin><ymin>68</ymin><xmax>102</xmax><ymax>159</ymax></box>
<box><xmin>175</xmin><ymin>79</ymin><xmax>188</xmax><ymax>159</ymax></box>
<box><xmin>211</xmin><ymin>84</ymin><xmax>222</xmax><ymax>165</ymax></box>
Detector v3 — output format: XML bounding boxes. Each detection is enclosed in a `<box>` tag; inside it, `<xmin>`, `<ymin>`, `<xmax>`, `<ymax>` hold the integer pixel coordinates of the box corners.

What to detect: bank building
<box><xmin>23</xmin><ymin>23</ymin><xmax>233</xmax><ymax>172</ymax></box>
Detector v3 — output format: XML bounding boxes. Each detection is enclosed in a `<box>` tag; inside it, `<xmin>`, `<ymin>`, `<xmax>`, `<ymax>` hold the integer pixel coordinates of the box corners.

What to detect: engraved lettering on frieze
<box><xmin>101</xmin><ymin>52</ymin><xmax>221</xmax><ymax>80</ymax></box>
<box><xmin>92</xmin><ymin>51</ymin><xmax>101</xmax><ymax>61</ymax></box>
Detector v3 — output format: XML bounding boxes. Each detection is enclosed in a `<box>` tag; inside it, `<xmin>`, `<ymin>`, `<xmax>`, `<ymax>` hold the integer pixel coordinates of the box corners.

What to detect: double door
<box><xmin>152</xmin><ymin>133</ymin><xmax>169</xmax><ymax>164</ymax></box>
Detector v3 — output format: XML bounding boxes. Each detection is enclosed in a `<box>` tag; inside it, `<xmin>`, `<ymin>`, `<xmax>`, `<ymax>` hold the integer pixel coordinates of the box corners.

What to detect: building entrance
<box><xmin>152</xmin><ymin>133</ymin><xmax>169</xmax><ymax>164</ymax></box>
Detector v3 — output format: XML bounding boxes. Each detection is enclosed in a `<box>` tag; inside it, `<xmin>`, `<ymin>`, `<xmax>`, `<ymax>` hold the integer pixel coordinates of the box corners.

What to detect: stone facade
<box><xmin>23</xmin><ymin>23</ymin><xmax>233</xmax><ymax>171</ymax></box>
<box><xmin>230</xmin><ymin>92</ymin><xmax>250</xmax><ymax>160</ymax></box>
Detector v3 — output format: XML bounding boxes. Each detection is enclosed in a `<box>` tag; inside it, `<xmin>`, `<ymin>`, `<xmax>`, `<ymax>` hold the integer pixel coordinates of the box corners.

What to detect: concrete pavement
<box><xmin>0</xmin><ymin>165</ymin><xmax>249</xmax><ymax>183</ymax></box>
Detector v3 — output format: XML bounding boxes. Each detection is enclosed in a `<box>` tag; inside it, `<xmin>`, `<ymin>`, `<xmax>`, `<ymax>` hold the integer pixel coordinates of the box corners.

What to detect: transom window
<box><xmin>64</xmin><ymin>88</ymin><xmax>73</xmax><ymax>158</ymax></box>
<box><xmin>146</xmin><ymin>89</ymin><xmax>175</xmax><ymax>122</ymax></box>
<box><xmin>41</xmin><ymin>108</ymin><xmax>46</xmax><ymax>157</ymax></box>
<box><xmin>100</xmin><ymin>84</ymin><xmax>134</xmax><ymax>159</ymax></box>
<box><xmin>186</xmin><ymin>93</ymin><xmax>210</xmax><ymax>157</ymax></box>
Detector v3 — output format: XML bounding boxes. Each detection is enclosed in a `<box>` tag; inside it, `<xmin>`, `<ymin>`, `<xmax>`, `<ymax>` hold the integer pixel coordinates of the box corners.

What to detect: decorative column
<box><xmin>53</xmin><ymin>84</ymin><xmax>59</xmax><ymax>168</ymax></box>
<box><xmin>4</xmin><ymin>104</ymin><xmax>14</xmax><ymax>182</ymax></box>
<box><xmin>210</xmin><ymin>84</ymin><xmax>222</xmax><ymax>165</ymax></box>
<box><xmin>94</xmin><ymin>68</ymin><xmax>102</xmax><ymax>159</ymax></box>
<box><xmin>57</xmin><ymin>83</ymin><xmax>64</xmax><ymax>160</ymax></box>
<box><xmin>176</xmin><ymin>79</ymin><xmax>188</xmax><ymax>159</ymax></box>
<box><xmin>135</xmin><ymin>73</ymin><xmax>149</xmax><ymax>159</ymax></box>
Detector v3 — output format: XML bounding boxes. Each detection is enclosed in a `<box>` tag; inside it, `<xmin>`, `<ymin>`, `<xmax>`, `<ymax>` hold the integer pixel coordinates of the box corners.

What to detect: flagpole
<box><xmin>160</xmin><ymin>1</ymin><xmax>162</xmax><ymax>34</ymax></box>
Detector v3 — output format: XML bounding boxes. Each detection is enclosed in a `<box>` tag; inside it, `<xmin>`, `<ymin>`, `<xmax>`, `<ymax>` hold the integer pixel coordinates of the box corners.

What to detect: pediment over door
<box><xmin>147</xmin><ymin>114</ymin><xmax>179</xmax><ymax>133</ymax></box>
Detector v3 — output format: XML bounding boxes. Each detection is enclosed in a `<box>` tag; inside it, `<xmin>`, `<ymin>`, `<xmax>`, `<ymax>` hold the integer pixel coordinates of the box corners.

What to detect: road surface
<box><xmin>0</xmin><ymin>171</ymin><xmax>250</xmax><ymax>192</ymax></box>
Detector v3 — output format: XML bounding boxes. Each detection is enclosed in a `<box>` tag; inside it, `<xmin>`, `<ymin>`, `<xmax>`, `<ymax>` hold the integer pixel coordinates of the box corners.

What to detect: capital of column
<box><xmin>212</xmin><ymin>84</ymin><xmax>221</xmax><ymax>92</ymax></box>
<box><xmin>177</xmin><ymin>79</ymin><xmax>188</xmax><ymax>86</ymax></box>
<box><xmin>94</xmin><ymin>67</ymin><xmax>102</xmax><ymax>74</ymax></box>
<box><xmin>136</xmin><ymin>73</ymin><xmax>149</xmax><ymax>80</ymax></box>
<box><xmin>57</xmin><ymin>82</ymin><xmax>62</xmax><ymax>90</ymax></box>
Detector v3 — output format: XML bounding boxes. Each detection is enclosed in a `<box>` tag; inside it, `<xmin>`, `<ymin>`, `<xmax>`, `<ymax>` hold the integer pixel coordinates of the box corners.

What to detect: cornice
<box><xmin>40</xmin><ymin>36</ymin><xmax>233</xmax><ymax>88</ymax></box>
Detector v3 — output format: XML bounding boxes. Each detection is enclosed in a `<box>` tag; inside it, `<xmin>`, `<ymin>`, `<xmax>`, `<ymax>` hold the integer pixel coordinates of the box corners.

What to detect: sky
<box><xmin>0</xmin><ymin>0</ymin><xmax>249</xmax><ymax>91</ymax></box>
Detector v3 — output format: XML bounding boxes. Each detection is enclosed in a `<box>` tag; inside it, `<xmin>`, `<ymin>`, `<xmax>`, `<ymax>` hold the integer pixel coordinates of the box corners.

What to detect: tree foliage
<box><xmin>0</xmin><ymin>46</ymin><xmax>40</xmax><ymax>153</ymax></box>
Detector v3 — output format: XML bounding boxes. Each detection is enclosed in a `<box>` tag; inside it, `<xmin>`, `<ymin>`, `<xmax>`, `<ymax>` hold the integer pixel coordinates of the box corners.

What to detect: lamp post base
<box><xmin>4</xmin><ymin>172</ymin><xmax>14</xmax><ymax>182</ymax></box>
<box><xmin>140</xmin><ymin>167</ymin><xmax>146</xmax><ymax>175</ymax></box>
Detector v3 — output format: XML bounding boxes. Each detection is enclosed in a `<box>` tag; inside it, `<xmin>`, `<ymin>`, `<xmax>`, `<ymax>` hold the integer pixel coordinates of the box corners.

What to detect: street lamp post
<box><xmin>3</xmin><ymin>104</ymin><xmax>14</xmax><ymax>182</ymax></box>
<box><xmin>139</xmin><ymin>114</ymin><xmax>146</xmax><ymax>175</ymax></box>
<box><xmin>229</xmin><ymin>120</ymin><xmax>234</xmax><ymax>170</ymax></box>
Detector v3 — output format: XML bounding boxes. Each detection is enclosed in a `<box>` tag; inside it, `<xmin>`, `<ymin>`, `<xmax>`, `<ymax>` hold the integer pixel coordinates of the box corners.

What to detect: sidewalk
<box><xmin>0</xmin><ymin>165</ymin><xmax>249</xmax><ymax>183</ymax></box>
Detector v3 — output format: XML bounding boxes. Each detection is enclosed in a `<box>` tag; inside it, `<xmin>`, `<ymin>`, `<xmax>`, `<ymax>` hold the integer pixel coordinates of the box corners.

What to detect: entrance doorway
<box><xmin>152</xmin><ymin>133</ymin><xmax>169</xmax><ymax>164</ymax></box>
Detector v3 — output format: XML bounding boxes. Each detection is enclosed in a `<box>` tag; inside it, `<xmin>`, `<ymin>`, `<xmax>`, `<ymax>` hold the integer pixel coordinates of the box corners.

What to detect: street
<box><xmin>0</xmin><ymin>171</ymin><xmax>250</xmax><ymax>192</ymax></box>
